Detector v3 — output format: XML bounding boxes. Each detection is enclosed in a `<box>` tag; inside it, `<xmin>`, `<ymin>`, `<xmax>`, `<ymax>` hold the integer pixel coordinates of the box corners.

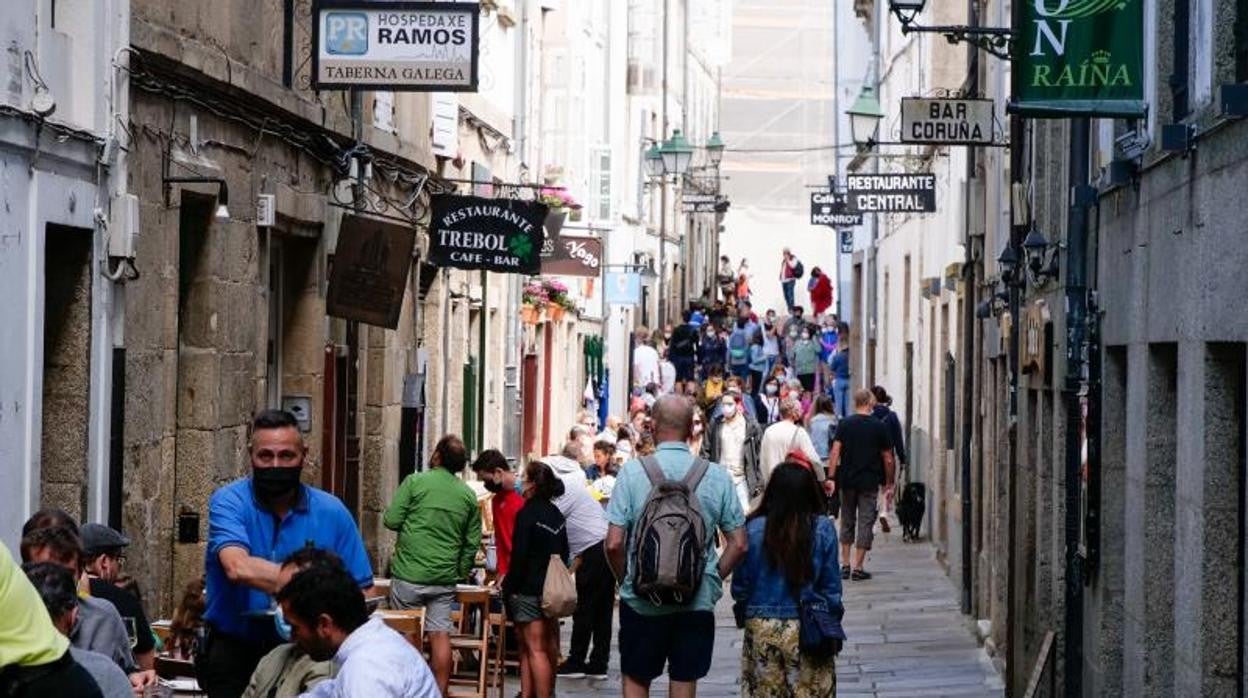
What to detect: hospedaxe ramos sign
<box><xmin>313</xmin><ymin>0</ymin><xmax>480</xmax><ymax>91</ymax></box>
<box><xmin>1011</xmin><ymin>0</ymin><xmax>1145</xmax><ymax>118</ymax></box>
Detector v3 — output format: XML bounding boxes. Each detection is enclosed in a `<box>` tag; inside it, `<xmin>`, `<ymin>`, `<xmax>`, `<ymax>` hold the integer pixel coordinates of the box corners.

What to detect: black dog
<box><xmin>896</xmin><ymin>482</ymin><xmax>926</xmax><ymax>542</ymax></box>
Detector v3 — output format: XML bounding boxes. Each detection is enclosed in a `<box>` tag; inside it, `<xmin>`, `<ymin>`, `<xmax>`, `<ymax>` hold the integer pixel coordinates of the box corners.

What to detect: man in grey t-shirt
<box><xmin>25</xmin><ymin>561</ymin><xmax>135</xmax><ymax>698</ymax></box>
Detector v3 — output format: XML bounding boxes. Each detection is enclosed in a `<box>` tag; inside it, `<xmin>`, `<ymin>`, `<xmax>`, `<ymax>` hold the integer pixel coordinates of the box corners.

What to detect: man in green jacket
<box><xmin>383</xmin><ymin>435</ymin><xmax>482</xmax><ymax>695</ymax></box>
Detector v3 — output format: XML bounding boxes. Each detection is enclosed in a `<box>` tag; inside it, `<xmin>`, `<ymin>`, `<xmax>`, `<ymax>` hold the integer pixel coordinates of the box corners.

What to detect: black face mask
<box><xmin>482</xmin><ymin>479</ymin><xmax>504</xmax><ymax>494</ymax></box>
<box><xmin>253</xmin><ymin>466</ymin><xmax>303</xmax><ymax>503</ymax></box>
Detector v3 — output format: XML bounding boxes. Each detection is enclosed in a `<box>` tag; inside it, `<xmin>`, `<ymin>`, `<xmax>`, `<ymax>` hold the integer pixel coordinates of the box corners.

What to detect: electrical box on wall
<box><xmin>256</xmin><ymin>194</ymin><xmax>276</xmax><ymax>227</ymax></box>
<box><xmin>282</xmin><ymin>395</ymin><xmax>313</xmax><ymax>432</ymax></box>
<box><xmin>109</xmin><ymin>193</ymin><xmax>139</xmax><ymax>258</ymax></box>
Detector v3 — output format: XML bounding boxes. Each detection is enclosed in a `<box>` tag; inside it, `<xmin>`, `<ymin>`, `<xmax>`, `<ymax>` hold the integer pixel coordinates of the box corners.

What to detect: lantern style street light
<box><xmin>704</xmin><ymin>131</ymin><xmax>725</xmax><ymax>167</ymax></box>
<box><xmin>889</xmin><ymin>0</ymin><xmax>926</xmax><ymax>25</ymax></box>
<box><xmin>644</xmin><ymin>142</ymin><xmax>665</xmax><ymax>177</ymax></box>
<box><xmin>659</xmin><ymin>129</ymin><xmax>695</xmax><ymax>176</ymax></box>
<box><xmin>847</xmin><ymin>85</ymin><xmax>885</xmax><ymax>147</ymax></box>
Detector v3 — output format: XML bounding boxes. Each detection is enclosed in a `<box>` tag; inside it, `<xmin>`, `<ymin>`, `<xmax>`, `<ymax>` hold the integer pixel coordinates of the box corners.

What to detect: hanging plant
<box><xmin>538</xmin><ymin>187</ymin><xmax>582</xmax><ymax>212</ymax></box>
<box><xmin>522</xmin><ymin>279</ymin><xmax>549</xmax><ymax>307</ymax></box>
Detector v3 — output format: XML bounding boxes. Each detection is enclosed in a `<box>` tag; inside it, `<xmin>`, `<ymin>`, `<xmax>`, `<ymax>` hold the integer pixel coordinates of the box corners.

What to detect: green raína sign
<box><xmin>1011</xmin><ymin>0</ymin><xmax>1146</xmax><ymax>117</ymax></box>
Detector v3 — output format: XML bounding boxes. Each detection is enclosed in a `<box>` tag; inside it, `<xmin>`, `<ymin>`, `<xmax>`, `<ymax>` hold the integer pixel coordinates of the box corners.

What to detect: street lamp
<box><xmin>847</xmin><ymin>84</ymin><xmax>885</xmax><ymax>147</ymax></box>
<box><xmin>1023</xmin><ymin>225</ymin><xmax>1060</xmax><ymax>284</ymax></box>
<box><xmin>997</xmin><ymin>242</ymin><xmax>1020</xmax><ymax>287</ymax></box>
<box><xmin>644</xmin><ymin>142</ymin><xmax>665</xmax><ymax>178</ymax></box>
<box><xmin>659</xmin><ymin>129</ymin><xmax>695</xmax><ymax>175</ymax></box>
<box><xmin>705</xmin><ymin>131</ymin><xmax>725</xmax><ymax>167</ymax></box>
<box><xmin>889</xmin><ymin>0</ymin><xmax>926</xmax><ymax>26</ymax></box>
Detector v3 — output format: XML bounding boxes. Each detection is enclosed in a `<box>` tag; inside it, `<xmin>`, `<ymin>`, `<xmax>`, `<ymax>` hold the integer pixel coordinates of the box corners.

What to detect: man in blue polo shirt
<box><xmin>199</xmin><ymin>409</ymin><xmax>372</xmax><ymax>698</ymax></box>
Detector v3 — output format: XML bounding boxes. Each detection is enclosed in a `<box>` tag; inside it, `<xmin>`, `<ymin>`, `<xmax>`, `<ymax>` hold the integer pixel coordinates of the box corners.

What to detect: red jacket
<box><xmin>810</xmin><ymin>274</ymin><xmax>833</xmax><ymax>315</ymax></box>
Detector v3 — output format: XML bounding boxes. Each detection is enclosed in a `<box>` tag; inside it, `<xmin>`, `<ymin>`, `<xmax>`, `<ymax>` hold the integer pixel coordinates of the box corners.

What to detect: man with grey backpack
<box><xmin>605</xmin><ymin>395</ymin><xmax>749</xmax><ymax>698</ymax></box>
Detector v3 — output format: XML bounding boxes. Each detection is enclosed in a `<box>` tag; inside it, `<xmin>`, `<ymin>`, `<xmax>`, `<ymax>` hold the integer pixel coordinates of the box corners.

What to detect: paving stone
<box><xmin>527</xmin><ymin>518</ymin><xmax>1003</xmax><ymax>696</ymax></box>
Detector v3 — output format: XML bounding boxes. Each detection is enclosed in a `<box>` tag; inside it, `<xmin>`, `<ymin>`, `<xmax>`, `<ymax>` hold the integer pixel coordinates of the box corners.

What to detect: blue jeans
<box><xmin>781</xmin><ymin>280</ymin><xmax>796</xmax><ymax>310</ymax></box>
<box><xmin>832</xmin><ymin>378</ymin><xmax>851</xmax><ymax>418</ymax></box>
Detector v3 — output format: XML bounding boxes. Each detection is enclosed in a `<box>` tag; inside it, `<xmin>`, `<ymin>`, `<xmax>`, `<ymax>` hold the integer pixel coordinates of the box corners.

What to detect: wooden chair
<box><xmin>378</xmin><ymin>609</ymin><xmax>425</xmax><ymax>652</ymax></box>
<box><xmin>447</xmin><ymin>589</ymin><xmax>493</xmax><ymax>698</ymax></box>
<box><xmin>485</xmin><ymin>610</ymin><xmax>509</xmax><ymax>696</ymax></box>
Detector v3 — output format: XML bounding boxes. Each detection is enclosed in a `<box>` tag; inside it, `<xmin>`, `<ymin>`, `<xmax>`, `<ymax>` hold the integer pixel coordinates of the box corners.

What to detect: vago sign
<box><xmin>1012</xmin><ymin>0</ymin><xmax>1145</xmax><ymax>117</ymax></box>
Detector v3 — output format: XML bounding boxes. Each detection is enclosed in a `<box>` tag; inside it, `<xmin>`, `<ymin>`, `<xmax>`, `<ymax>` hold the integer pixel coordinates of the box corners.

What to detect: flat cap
<box><xmin>80</xmin><ymin>523</ymin><xmax>130</xmax><ymax>555</ymax></box>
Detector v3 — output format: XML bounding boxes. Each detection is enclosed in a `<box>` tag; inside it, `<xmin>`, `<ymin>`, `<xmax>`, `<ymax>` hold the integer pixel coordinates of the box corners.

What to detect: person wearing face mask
<box><xmin>241</xmin><ymin>548</ymin><xmax>340</xmax><ymax>698</ymax></box>
<box><xmin>698</xmin><ymin>324</ymin><xmax>727</xmax><ymax>378</ymax></box>
<box><xmin>760</xmin><ymin>379</ymin><xmax>783</xmax><ymax>425</ymax></box>
<box><xmin>471</xmin><ymin>450</ymin><xmax>524</xmax><ymax>582</ymax></box>
<box><xmin>201</xmin><ymin>410</ymin><xmax>373</xmax><ymax>698</ymax></box>
<box><xmin>701</xmin><ymin>390</ymin><xmax>764</xmax><ymax>512</ymax></box>
<box><xmin>792</xmin><ymin>326</ymin><xmax>821</xmax><ymax>393</ymax></box>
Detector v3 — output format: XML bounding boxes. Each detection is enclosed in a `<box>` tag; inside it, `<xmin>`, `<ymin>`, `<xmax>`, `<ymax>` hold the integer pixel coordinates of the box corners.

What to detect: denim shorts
<box><xmin>389</xmin><ymin>580</ymin><xmax>456</xmax><ymax>632</ymax></box>
<box><xmin>618</xmin><ymin>601</ymin><xmax>715</xmax><ymax>683</ymax></box>
<box><xmin>505</xmin><ymin>593</ymin><xmax>544</xmax><ymax>624</ymax></box>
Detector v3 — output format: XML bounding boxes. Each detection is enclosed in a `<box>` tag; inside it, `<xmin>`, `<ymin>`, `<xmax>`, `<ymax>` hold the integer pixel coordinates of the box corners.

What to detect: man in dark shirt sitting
<box><xmin>81</xmin><ymin>524</ymin><xmax>156</xmax><ymax>671</ymax></box>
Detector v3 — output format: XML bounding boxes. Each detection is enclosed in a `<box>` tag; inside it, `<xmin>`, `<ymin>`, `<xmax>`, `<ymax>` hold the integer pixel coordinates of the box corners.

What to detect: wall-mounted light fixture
<box><xmin>1022</xmin><ymin>225</ymin><xmax>1060</xmax><ymax>285</ymax></box>
<box><xmin>164</xmin><ymin>176</ymin><xmax>231</xmax><ymax>220</ymax></box>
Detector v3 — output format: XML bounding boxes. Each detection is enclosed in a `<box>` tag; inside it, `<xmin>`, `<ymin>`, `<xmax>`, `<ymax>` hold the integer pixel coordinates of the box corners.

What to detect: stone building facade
<box><xmin>0</xmin><ymin>0</ymin><xmax>129</xmax><ymax>548</ymax></box>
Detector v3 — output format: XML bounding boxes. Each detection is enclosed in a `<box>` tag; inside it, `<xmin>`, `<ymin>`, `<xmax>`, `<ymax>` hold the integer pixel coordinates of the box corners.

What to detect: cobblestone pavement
<box><xmin>538</xmin><ymin>519</ymin><xmax>1004</xmax><ymax>697</ymax></box>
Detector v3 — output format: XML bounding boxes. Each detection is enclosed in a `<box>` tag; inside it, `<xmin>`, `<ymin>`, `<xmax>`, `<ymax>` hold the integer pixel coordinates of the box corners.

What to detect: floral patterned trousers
<box><xmin>741</xmin><ymin>618</ymin><xmax>837</xmax><ymax>697</ymax></box>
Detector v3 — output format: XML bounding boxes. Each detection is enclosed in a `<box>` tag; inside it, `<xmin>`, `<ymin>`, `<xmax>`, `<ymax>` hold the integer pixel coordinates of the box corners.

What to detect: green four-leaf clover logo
<box><xmin>509</xmin><ymin>234</ymin><xmax>533</xmax><ymax>260</ymax></box>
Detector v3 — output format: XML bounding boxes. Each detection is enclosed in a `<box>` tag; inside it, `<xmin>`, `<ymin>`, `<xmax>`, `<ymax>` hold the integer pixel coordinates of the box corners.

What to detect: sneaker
<box><xmin>840</xmin><ymin>564</ymin><xmax>851</xmax><ymax>580</ymax></box>
<box><xmin>880</xmin><ymin>516</ymin><xmax>892</xmax><ymax>533</ymax></box>
<box><xmin>851</xmin><ymin>569</ymin><xmax>873</xmax><ymax>581</ymax></box>
<box><xmin>556</xmin><ymin>661</ymin><xmax>586</xmax><ymax>679</ymax></box>
<box><xmin>584</xmin><ymin>665</ymin><xmax>609</xmax><ymax>680</ymax></box>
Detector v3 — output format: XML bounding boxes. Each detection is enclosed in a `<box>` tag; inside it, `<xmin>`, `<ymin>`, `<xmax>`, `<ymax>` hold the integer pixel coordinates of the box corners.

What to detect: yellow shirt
<box><xmin>0</xmin><ymin>541</ymin><xmax>68</xmax><ymax>668</ymax></box>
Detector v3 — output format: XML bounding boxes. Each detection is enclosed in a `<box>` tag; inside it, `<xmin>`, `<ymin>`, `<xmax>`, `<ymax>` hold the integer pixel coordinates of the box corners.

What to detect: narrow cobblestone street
<box><xmin>549</xmin><ymin>520</ymin><xmax>1004</xmax><ymax>697</ymax></box>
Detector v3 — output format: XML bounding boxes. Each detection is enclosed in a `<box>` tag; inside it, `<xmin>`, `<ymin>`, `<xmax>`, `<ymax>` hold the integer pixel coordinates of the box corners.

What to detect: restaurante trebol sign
<box><xmin>1012</xmin><ymin>0</ymin><xmax>1145</xmax><ymax>118</ymax></box>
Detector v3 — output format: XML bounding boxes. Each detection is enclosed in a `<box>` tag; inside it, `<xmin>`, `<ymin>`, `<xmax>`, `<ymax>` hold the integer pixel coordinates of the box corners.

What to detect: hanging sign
<box><xmin>681</xmin><ymin>194</ymin><xmax>725</xmax><ymax>214</ymax></box>
<box><xmin>845</xmin><ymin>174</ymin><xmax>937</xmax><ymax>213</ymax></box>
<box><xmin>428</xmin><ymin>194</ymin><xmax>548</xmax><ymax>274</ymax></box>
<box><xmin>839</xmin><ymin>230</ymin><xmax>854</xmax><ymax>254</ymax></box>
<box><xmin>810</xmin><ymin>192</ymin><xmax>864</xmax><ymax>227</ymax></box>
<box><xmin>604</xmin><ymin>272</ymin><xmax>642</xmax><ymax>306</ymax></box>
<box><xmin>541</xmin><ymin>235</ymin><xmax>603</xmax><ymax>278</ymax></box>
<box><xmin>901</xmin><ymin>98</ymin><xmax>995</xmax><ymax>145</ymax></box>
<box><xmin>1011</xmin><ymin>0</ymin><xmax>1145</xmax><ymax>117</ymax></box>
<box><xmin>312</xmin><ymin>0</ymin><xmax>480</xmax><ymax>91</ymax></box>
<box><xmin>327</xmin><ymin>214</ymin><xmax>417</xmax><ymax>329</ymax></box>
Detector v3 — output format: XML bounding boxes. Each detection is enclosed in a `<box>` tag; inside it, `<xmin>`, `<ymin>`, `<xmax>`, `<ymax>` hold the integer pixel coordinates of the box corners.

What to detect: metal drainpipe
<box><xmin>960</xmin><ymin>0</ymin><xmax>980</xmax><ymax>617</ymax></box>
<box><xmin>1062</xmin><ymin>116</ymin><xmax>1091</xmax><ymax>698</ymax></box>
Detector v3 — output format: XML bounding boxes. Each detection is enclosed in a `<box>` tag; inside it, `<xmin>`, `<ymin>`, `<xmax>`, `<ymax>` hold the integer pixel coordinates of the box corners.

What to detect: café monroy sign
<box><xmin>845</xmin><ymin>174</ymin><xmax>937</xmax><ymax>213</ymax></box>
<box><xmin>1012</xmin><ymin>0</ymin><xmax>1145</xmax><ymax>117</ymax></box>
<box><xmin>901</xmin><ymin>98</ymin><xmax>994</xmax><ymax>146</ymax></box>
<box><xmin>312</xmin><ymin>0</ymin><xmax>480</xmax><ymax>91</ymax></box>
<box><xmin>810</xmin><ymin>191</ymin><xmax>864</xmax><ymax>227</ymax></box>
<box><xmin>429</xmin><ymin>194</ymin><xmax>548</xmax><ymax>275</ymax></box>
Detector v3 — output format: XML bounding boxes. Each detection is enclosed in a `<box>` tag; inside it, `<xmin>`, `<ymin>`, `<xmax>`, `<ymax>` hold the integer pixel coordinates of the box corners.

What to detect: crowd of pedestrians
<box><xmin>0</xmin><ymin>251</ymin><xmax>914</xmax><ymax>697</ymax></box>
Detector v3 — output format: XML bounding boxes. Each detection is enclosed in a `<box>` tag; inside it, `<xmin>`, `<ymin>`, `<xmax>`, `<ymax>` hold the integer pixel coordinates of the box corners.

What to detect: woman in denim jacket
<box><xmin>732</xmin><ymin>462</ymin><xmax>845</xmax><ymax>696</ymax></box>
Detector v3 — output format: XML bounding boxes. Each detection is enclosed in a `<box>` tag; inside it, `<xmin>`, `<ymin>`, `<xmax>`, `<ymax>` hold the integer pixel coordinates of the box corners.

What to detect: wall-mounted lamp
<box><xmin>164</xmin><ymin>176</ymin><xmax>231</xmax><ymax>220</ymax></box>
<box><xmin>997</xmin><ymin>242</ymin><xmax>1020</xmax><ymax>288</ymax></box>
<box><xmin>1022</xmin><ymin>225</ymin><xmax>1060</xmax><ymax>285</ymax></box>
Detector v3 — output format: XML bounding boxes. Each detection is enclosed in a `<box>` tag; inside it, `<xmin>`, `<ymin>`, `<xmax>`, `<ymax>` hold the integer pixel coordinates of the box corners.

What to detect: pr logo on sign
<box><xmin>326</xmin><ymin>12</ymin><xmax>369</xmax><ymax>55</ymax></box>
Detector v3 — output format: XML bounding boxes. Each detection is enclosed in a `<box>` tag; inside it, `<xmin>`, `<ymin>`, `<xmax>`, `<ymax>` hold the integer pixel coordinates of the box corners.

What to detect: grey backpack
<box><xmin>631</xmin><ymin>456</ymin><xmax>711</xmax><ymax>605</ymax></box>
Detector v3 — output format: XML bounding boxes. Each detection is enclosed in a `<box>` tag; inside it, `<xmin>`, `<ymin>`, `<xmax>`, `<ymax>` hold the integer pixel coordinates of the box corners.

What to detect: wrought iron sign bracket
<box><xmin>901</xmin><ymin>24</ymin><xmax>1014</xmax><ymax>62</ymax></box>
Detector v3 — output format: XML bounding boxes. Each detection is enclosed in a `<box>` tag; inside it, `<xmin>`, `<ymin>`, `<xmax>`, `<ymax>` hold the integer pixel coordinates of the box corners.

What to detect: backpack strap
<box><xmin>681</xmin><ymin>458</ymin><xmax>711</xmax><ymax>492</ymax></box>
<box><xmin>640</xmin><ymin>455</ymin><xmax>667</xmax><ymax>487</ymax></box>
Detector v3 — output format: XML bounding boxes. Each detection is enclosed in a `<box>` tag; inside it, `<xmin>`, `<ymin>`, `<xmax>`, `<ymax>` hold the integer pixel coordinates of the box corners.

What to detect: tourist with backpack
<box><xmin>779</xmin><ymin>249</ymin><xmax>803</xmax><ymax>311</ymax></box>
<box><xmin>697</xmin><ymin>324</ymin><xmax>726</xmax><ymax>378</ymax></box>
<box><xmin>727</xmin><ymin>317</ymin><xmax>753</xmax><ymax>382</ymax></box>
<box><xmin>605</xmin><ymin>395</ymin><xmax>748</xmax><ymax>698</ymax></box>
<box><xmin>731</xmin><ymin>462</ymin><xmax>845</xmax><ymax>697</ymax></box>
